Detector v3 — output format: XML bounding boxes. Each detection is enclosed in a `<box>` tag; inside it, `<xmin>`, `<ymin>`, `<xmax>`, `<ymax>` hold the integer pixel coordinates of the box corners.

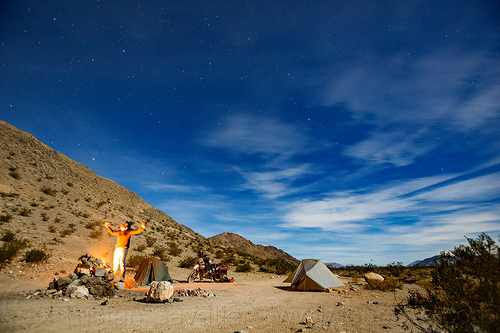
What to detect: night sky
<box><xmin>1</xmin><ymin>1</ymin><xmax>499</xmax><ymax>265</ymax></box>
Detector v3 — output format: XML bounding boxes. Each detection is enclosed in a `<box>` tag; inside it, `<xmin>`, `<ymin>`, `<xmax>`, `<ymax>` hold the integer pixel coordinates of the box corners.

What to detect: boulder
<box><xmin>55</xmin><ymin>276</ymin><xmax>72</xmax><ymax>290</ymax></box>
<box><xmin>115</xmin><ymin>281</ymin><xmax>125</xmax><ymax>291</ymax></box>
<box><xmin>146</xmin><ymin>281</ymin><xmax>174</xmax><ymax>303</ymax></box>
<box><xmin>364</xmin><ymin>272</ymin><xmax>384</xmax><ymax>283</ymax></box>
<box><xmin>65</xmin><ymin>279</ymin><xmax>83</xmax><ymax>296</ymax></box>
<box><xmin>70</xmin><ymin>286</ymin><xmax>89</xmax><ymax>299</ymax></box>
<box><xmin>94</xmin><ymin>267</ymin><xmax>106</xmax><ymax>277</ymax></box>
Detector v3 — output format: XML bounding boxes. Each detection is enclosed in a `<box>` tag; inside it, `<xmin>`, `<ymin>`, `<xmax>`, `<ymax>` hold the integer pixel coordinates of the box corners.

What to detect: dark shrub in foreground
<box><xmin>395</xmin><ymin>233</ymin><xmax>500</xmax><ymax>333</ymax></box>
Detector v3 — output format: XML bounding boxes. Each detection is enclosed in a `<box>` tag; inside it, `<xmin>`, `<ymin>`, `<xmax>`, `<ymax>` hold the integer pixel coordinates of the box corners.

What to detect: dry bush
<box><xmin>395</xmin><ymin>233</ymin><xmax>500</xmax><ymax>333</ymax></box>
<box><xmin>126</xmin><ymin>254</ymin><xmax>148</xmax><ymax>269</ymax></box>
<box><xmin>24</xmin><ymin>248</ymin><xmax>51</xmax><ymax>263</ymax></box>
<box><xmin>179</xmin><ymin>256</ymin><xmax>197</xmax><ymax>268</ymax></box>
<box><xmin>365</xmin><ymin>276</ymin><xmax>403</xmax><ymax>291</ymax></box>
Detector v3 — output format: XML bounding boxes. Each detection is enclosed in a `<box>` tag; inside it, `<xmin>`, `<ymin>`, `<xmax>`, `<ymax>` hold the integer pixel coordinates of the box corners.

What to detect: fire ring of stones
<box><xmin>24</xmin><ymin>254</ymin><xmax>116</xmax><ymax>301</ymax></box>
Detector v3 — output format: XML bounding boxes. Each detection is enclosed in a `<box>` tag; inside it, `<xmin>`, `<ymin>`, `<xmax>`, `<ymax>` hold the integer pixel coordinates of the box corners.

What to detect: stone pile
<box><xmin>174</xmin><ymin>287</ymin><xmax>214</xmax><ymax>298</ymax></box>
<box><xmin>24</xmin><ymin>253</ymin><xmax>116</xmax><ymax>300</ymax></box>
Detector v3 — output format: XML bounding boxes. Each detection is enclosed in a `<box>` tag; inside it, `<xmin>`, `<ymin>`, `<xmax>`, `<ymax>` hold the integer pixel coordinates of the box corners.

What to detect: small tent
<box><xmin>133</xmin><ymin>257</ymin><xmax>173</xmax><ymax>286</ymax></box>
<box><xmin>284</xmin><ymin>259</ymin><xmax>344</xmax><ymax>291</ymax></box>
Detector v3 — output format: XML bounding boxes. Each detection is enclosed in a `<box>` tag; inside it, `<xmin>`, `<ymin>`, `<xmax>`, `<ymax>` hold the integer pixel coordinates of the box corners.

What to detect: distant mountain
<box><xmin>208</xmin><ymin>232</ymin><xmax>299</xmax><ymax>264</ymax></box>
<box><xmin>408</xmin><ymin>255</ymin><xmax>441</xmax><ymax>267</ymax></box>
<box><xmin>325</xmin><ymin>262</ymin><xmax>344</xmax><ymax>268</ymax></box>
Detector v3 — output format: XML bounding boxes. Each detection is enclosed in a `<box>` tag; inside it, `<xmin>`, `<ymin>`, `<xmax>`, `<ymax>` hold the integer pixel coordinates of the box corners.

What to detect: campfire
<box><xmin>74</xmin><ymin>253</ymin><xmax>114</xmax><ymax>279</ymax></box>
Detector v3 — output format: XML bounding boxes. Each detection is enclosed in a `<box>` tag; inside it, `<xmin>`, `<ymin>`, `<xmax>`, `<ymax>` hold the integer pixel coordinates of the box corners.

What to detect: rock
<box><xmin>65</xmin><ymin>279</ymin><xmax>83</xmax><ymax>296</ymax></box>
<box><xmin>48</xmin><ymin>279</ymin><xmax>56</xmax><ymax>290</ymax></box>
<box><xmin>94</xmin><ymin>267</ymin><xmax>106</xmax><ymax>277</ymax></box>
<box><xmin>70</xmin><ymin>286</ymin><xmax>89</xmax><ymax>299</ymax></box>
<box><xmin>337</xmin><ymin>301</ymin><xmax>345</xmax><ymax>306</ymax></box>
<box><xmin>100</xmin><ymin>299</ymin><xmax>109</xmax><ymax>306</ymax></box>
<box><xmin>364</xmin><ymin>272</ymin><xmax>384</xmax><ymax>283</ymax></box>
<box><xmin>146</xmin><ymin>281</ymin><xmax>174</xmax><ymax>303</ymax></box>
<box><xmin>55</xmin><ymin>276</ymin><xmax>72</xmax><ymax>290</ymax></box>
<box><xmin>79</xmin><ymin>275</ymin><xmax>89</xmax><ymax>284</ymax></box>
<box><xmin>78</xmin><ymin>268</ymin><xmax>91</xmax><ymax>276</ymax></box>
<box><xmin>114</xmin><ymin>281</ymin><xmax>125</xmax><ymax>291</ymax></box>
<box><xmin>173</xmin><ymin>297</ymin><xmax>183</xmax><ymax>302</ymax></box>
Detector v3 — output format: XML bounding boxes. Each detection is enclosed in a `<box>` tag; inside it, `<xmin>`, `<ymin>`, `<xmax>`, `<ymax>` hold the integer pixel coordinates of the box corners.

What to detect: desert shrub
<box><xmin>59</xmin><ymin>224</ymin><xmax>76</xmax><ymax>237</ymax></box>
<box><xmin>126</xmin><ymin>254</ymin><xmax>148</xmax><ymax>269</ymax></box>
<box><xmin>145</xmin><ymin>236</ymin><xmax>156</xmax><ymax>247</ymax></box>
<box><xmin>40</xmin><ymin>186</ymin><xmax>57</xmax><ymax>196</ymax></box>
<box><xmin>222</xmin><ymin>251</ymin><xmax>237</xmax><ymax>265</ymax></box>
<box><xmin>8</xmin><ymin>167</ymin><xmax>20</xmax><ymax>179</ymax></box>
<box><xmin>0</xmin><ymin>231</ymin><xmax>30</xmax><ymax>266</ymax></box>
<box><xmin>214</xmin><ymin>249</ymin><xmax>224</xmax><ymax>259</ymax></box>
<box><xmin>134</xmin><ymin>244</ymin><xmax>146</xmax><ymax>252</ymax></box>
<box><xmin>24</xmin><ymin>248</ymin><xmax>51</xmax><ymax>263</ymax></box>
<box><xmin>395</xmin><ymin>233</ymin><xmax>500</xmax><ymax>333</ymax></box>
<box><xmin>54</xmin><ymin>217</ymin><xmax>62</xmax><ymax>223</ymax></box>
<box><xmin>1</xmin><ymin>230</ymin><xmax>17</xmax><ymax>242</ymax></box>
<box><xmin>364</xmin><ymin>276</ymin><xmax>403</xmax><ymax>291</ymax></box>
<box><xmin>386</xmin><ymin>261</ymin><xmax>405</xmax><ymax>277</ymax></box>
<box><xmin>259</xmin><ymin>259</ymin><xmax>296</xmax><ymax>275</ymax></box>
<box><xmin>0</xmin><ymin>192</ymin><xmax>19</xmax><ymax>198</ymax></box>
<box><xmin>61</xmin><ymin>189</ymin><xmax>69</xmax><ymax>195</ymax></box>
<box><xmin>89</xmin><ymin>229</ymin><xmax>103</xmax><ymax>238</ymax></box>
<box><xmin>167</xmin><ymin>230</ymin><xmax>178</xmax><ymax>240</ymax></box>
<box><xmin>96</xmin><ymin>200</ymin><xmax>108</xmax><ymax>208</ymax></box>
<box><xmin>48</xmin><ymin>225</ymin><xmax>57</xmax><ymax>233</ymax></box>
<box><xmin>18</xmin><ymin>208</ymin><xmax>32</xmax><ymax>217</ymax></box>
<box><xmin>168</xmin><ymin>241</ymin><xmax>182</xmax><ymax>256</ymax></box>
<box><xmin>179</xmin><ymin>256</ymin><xmax>197</xmax><ymax>268</ymax></box>
<box><xmin>66</xmin><ymin>181</ymin><xmax>73</xmax><ymax>187</ymax></box>
<box><xmin>79</xmin><ymin>211</ymin><xmax>90</xmax><ymax>218</ymax></box>
<box><xmin>0</xmin><ymin>213</ymin><xmax>13</xmax><ymax>223</ymax></box>
<box><xmin>152</xmin><ymin>246</ymin><xmax>169</xmax><ymax>262</ymax></box>
<box><xmin>235</xmin><ymin>261</ymin><xmax>253</xmax><ymax>273</ymax></box>
<box><xmin>85</xmin><ymin>220</ymin><xmax>102</xmax><ymax>229</ymax></box>
<box><xmin>40</xmin><ymin>212</ymin><xmax>49</xmax><ymax>221</ymax></box>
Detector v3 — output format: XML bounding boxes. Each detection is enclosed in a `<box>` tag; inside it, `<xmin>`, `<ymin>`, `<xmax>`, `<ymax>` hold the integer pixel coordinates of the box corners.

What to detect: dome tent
<box><xmin>133</xmin><ymin>257</ymin><xmax>173</xmax><ymax>286</ymax></box>
<box><xmin>284</xmin><ymin>259</ymin><xmax>344</xmax><ymax>291</ymax></box>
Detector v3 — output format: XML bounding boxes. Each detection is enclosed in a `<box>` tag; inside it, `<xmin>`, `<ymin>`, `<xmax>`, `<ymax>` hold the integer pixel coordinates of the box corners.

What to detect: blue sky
<box><xmin>1</xmin><ymin>1</ymin><xmax>499</xmax><ymax>265</ymax></box>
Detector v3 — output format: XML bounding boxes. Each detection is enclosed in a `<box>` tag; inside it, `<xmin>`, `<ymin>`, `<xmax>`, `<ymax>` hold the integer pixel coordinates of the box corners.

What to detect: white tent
<box><xmin>284</xmin><ymin>259</ymin><xmax>344</xmax><ymax>291</ymax></box>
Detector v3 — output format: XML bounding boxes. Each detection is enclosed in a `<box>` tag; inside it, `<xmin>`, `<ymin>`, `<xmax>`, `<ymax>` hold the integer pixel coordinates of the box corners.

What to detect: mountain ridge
<box><xmin>208</xmin><ymin>232</ymin><xmax>298</xmax><ymax>263</ymax></box>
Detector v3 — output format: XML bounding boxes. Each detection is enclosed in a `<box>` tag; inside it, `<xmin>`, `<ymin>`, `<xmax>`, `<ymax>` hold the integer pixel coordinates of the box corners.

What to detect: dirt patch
<box><xmin>0</xmin><ymin>270</ymin><xmax>419</xmax><ymax>332</ymax></box>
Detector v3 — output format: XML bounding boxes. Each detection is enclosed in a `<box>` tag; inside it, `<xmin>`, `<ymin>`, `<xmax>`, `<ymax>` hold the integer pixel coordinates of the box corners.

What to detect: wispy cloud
<box><xmin>344</xmin><ymin>128</ymin><xmax>435</xmax><ymax>167</ymax></box>
<box><xmin>236</xmin><ymin>164</ymin><xmax>317</xmax><ymax>199</ymax></box>
<box><xmin>144</xmin><ymin>182</ymin><xmax>210</xmax><ymax>193</ymax></box>
<box><xmin>280</xmin><ymin>167</ymin><xmax>500</xmax><ymax>238</ymax></box>
<box><xmin>203</xmin><ymin>113</ymin><xmax>309</xmax><ymax>158</ymax></box>
<box><xmin>319</xmin><ymin>50</ymin><xmax>500</xmax><ymax>168</ymax></box>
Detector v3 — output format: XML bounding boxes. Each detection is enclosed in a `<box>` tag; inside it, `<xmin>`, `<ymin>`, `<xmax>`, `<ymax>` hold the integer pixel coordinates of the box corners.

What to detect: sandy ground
<box><xmin>0</xmin><ymin>265</ymin><xmax>421</xmax><ymax>333</ymax></box>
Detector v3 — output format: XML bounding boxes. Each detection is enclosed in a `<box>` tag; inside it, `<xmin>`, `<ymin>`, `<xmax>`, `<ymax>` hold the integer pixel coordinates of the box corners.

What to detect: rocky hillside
<box><xmin>0</xmin><ymin>121</ymin><xmax>297</xmax><ymax>275</ymax></box>
<box><xmin>209</xmin><ymin>232</ymin><xmax>298</xmax><ymax>264</ymax></box>
<box><xmin>0</xmin><ymin>121</ymin><xmax>207</xmax><ymax>273</ymax></box>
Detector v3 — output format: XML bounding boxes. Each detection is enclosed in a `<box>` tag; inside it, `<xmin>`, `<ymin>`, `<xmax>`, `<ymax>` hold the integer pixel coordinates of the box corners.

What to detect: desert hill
<box><xmin>0</xmin><ymin>121</ymin><xmax>296</xmax><ymax>276</ymax></box>
<box><xmin>0</xmin><ymin>120</ymin><xmax>208</xmax><ymax>273</ymax></box>
<box><xmin>209</xmin><ymin>232</ymin><xmax>298</xmax><ymax>264</ymax></box>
